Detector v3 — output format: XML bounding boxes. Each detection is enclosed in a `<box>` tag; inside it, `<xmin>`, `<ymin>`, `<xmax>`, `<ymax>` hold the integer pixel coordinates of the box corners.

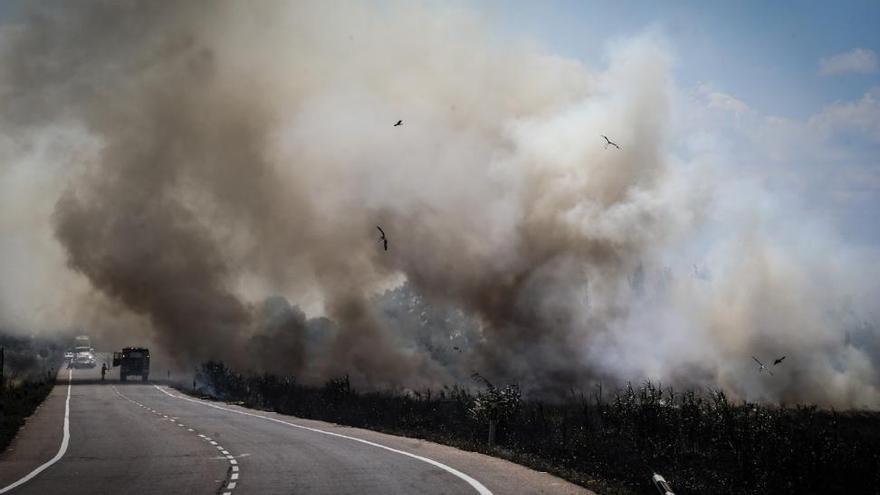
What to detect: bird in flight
<box><xmin>773</xmin><ymin>356</ymin><xmax>786</xmax><ymax>366</ymax></box>
<box><xmin>376</xmin><ymin>225</ymin><xmax>388</xmax><ymax>251</ymax></box>
<box><xmin>394</xmin><ymin>120</ymin><xmax>403</xmax><ymax>127</ymax></box>
<box><xmin>601</xmin><ymin>135</ymin><xmax>621</xmax><ymax>150</ymax></box>
<box><xmin>752</xmin><ymin>356</ymin><xmax>773</xmax><ymax>376</ymax></box>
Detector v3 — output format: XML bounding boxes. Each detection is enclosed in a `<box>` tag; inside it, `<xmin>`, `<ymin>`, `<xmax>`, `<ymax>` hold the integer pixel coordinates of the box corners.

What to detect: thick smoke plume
<box><xmin>1</xmin><ymin>1</ymin><xmax>878</xmax><ymax>406</ymax></box>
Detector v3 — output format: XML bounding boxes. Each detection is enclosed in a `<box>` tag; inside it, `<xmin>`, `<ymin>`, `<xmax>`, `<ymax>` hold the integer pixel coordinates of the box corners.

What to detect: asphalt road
<box><xmin>0</xmin><ymin>360</ymin><xmax>593</xmax><ymax>495</ymax></box>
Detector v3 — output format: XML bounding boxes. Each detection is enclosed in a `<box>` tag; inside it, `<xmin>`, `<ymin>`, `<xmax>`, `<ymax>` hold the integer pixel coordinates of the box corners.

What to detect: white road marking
<box><xmin>154</xmin><ymin>385</ymin><xmax>492</xmax><ymax>495</ymax></box>
<box><xmin>0</xmin><ymin>370</ymin><xmax>73</xmax><ymax>494</ymax></box>
<box><xmin>115</xmin><ymin>387</ymin><xmax>241</xmax><ymax>493</ymax></box>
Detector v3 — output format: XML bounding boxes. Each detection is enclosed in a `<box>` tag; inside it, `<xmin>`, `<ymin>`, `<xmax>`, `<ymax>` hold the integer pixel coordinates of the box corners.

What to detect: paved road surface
<box><xmin>0</xmin><ymin>360</ymin><xmax>593</xmax><ymax>495</ymax></box>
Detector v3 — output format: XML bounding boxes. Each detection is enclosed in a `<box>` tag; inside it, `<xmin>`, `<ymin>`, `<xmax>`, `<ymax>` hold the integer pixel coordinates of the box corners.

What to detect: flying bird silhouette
<box><xmin>393</xmin><ymin>120</ymin><xmax>403</xmax><ymax>127</ymax></box>
<box><xmin>773</xmin><ymin>356</ymin><xmax>786</xmax><ymax>366</ymax></box>
<box><xmin>376</xmin><ymin>225</ymin><xmax>388</xmax><ymax>251</ymax></box>
<box><xmin>601</xmin><ymin>135</ymin><xmax>621</xmax><ymax>150</ymax></box>
<box><xmin>752</xmin><ymin>356</ymin><xmax>773</xmax><ymax>376</ymax></box>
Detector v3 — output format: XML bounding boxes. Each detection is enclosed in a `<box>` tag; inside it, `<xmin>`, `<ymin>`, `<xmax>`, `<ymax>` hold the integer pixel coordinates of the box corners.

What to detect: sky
<box><xmin>486</xmin><ymin>1</ymin><xmax>880</xmax><ymax>116</ymax></box>
<box><xmin>475</xmin><ymin>0</ymin><xmax>880</xmax><ymax>246</ymax></box>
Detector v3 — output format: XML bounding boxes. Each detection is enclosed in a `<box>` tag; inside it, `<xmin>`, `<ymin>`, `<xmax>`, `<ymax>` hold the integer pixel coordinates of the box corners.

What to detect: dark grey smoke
<box><xmin>1</xmin><ymin>1</ymin><xmax>878</xmax><ymax>406</ymax></box>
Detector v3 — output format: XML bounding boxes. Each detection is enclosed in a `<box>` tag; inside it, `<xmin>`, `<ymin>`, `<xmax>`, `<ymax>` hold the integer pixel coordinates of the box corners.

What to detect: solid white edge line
<box><xmin>154</xmin><ymin>385</ymin><xmax>492</xmax><ymax>495</ymax></box>
<box><xmin>0</xmin><ymin>370</ymin><xmax>72</xmax><ymax>494</ymax></box>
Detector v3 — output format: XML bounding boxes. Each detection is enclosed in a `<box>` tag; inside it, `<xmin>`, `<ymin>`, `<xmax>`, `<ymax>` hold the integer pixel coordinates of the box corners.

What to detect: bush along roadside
<box><xmin>0</xmin><ymin>376</ymin><xmax>56</xmax><ymax>453</ymax></box>
<box><xmin>189</xmin><ymin>361</ymin><xmax>880</xmax><ymax>495</ymax></box>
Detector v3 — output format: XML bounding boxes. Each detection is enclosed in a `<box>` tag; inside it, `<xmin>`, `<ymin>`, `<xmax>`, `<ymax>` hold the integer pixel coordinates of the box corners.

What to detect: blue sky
<box><xmin>477</xmin><ymin>1</ymin><xmax>880</xmax><ymax>245</ymax></box>
<box><xmin>484</xmin><ymin>0</ymin><xmax>880</xmax><ymax>118</ymax></box>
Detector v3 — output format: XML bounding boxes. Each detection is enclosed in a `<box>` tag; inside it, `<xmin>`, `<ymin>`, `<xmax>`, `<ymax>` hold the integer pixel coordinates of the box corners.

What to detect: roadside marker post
<box><xmin>652</xmin><ymin>473</ymin><xmax>675</xmax><ymax>495</ymax></box>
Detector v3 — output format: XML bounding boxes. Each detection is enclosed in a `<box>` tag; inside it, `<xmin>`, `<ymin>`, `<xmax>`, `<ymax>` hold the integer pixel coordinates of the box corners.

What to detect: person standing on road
<box><xmin>101</xmin><ymin>363</ymin><xmax>107</xmax><ymax>381</ymax></box>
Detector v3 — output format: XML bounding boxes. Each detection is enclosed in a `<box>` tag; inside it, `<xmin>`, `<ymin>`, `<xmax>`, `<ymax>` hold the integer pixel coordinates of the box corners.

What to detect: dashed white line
<box><xmin>154</xmin><ymin>384</ymin><xmax>491</xmax><ymax>495</ymax></box>
<box><xmin>0</xmin><ymin>370</ymin><xmax>72</xmax><ymax>494</ymax></box>
<box><xmin>114</xmin><ymin>387</ymin><xmax>241</xmax><ymax>493</ymax></box>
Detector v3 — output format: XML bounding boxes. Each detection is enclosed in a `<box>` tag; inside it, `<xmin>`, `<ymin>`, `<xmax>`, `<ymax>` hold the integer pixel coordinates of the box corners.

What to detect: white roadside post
<box><xmin>652</xmin><ymin>473</ymin><xmax>675</xmax><ymax>495</ymax></box>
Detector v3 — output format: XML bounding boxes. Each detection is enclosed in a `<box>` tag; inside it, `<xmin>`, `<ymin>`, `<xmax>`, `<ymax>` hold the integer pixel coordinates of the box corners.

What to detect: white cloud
<box><xmin>810</xmin><ymin>87</ymin><xmax>880</xmax><ymax>141</ymax></box>
<box><xmin>818</xmin><ymin>48</ymin><xmax>879</xmax><ymax>76</ymax></box>
<box><xmin>705</xmin><ymin>90</ymin><xmax>750</xmax><ymax>114</ymax></box>
<box><xmin>696</xmin><ymin>83</ymin><xmax>750</xmax><ymax>114</ymax></box>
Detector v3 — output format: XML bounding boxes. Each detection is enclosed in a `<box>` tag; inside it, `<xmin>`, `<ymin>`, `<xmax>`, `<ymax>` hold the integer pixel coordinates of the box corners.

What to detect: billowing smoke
<box><xmin>1</xmin><ymin>1</ymin><xmax>878</xmax><ymax>406</ymax></box>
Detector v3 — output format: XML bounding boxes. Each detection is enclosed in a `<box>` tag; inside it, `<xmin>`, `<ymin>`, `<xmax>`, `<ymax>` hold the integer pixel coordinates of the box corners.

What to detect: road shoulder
<box><xmin>0</xmin><ymin>379</ymin><xmax>66</xmax><ymax>487</ymax></box>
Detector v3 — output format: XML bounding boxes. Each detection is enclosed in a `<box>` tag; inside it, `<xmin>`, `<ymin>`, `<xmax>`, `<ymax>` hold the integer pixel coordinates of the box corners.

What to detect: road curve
<box><xmin>0</xmin><ymin>364</ymin><xmax>593</xmax><ymax>495</ymax></box>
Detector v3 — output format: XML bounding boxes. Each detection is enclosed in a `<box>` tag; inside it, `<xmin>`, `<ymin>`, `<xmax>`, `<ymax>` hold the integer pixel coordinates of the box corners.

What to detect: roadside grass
<box><xmin>0</xmin><ymin>332</ymin><xmax>67</xmax><ymax>454</ymax></box>
<box><xmin>188</xmin><ymin>361</ymin><xmax>880</xmax><ymax>495</ymax></box>
<box><xmin>0</xmin><ymin>378</ymin><xmax>55</xmax><ymax>453</ymax></box>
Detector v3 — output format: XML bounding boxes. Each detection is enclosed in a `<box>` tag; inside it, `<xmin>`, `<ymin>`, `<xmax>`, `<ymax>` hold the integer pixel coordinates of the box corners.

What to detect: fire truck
<box><xmin>112</xmin><ymin>347</ymin><xmax>150</xmax><ymax>382</ymax></box>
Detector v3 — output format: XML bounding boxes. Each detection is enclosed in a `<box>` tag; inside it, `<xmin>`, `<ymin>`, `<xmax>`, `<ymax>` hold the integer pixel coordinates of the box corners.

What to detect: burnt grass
<box><xmin>194</xmin><ymin>361</ymin><xmax>880</xmax><ymax>494</ymax></box>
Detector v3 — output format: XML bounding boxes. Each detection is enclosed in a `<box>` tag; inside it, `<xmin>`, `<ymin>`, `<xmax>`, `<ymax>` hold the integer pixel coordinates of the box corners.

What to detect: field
<box><xmin>194</xmin><ymin>361</ymin><xmax>880</xmax><ymax>494</ymax></box>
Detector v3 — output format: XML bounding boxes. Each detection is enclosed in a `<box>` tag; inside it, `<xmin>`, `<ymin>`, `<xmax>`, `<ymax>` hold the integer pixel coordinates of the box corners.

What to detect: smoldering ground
<box><xmin>0</xmin><ymin>1</ymin><xmax>878</xmax><ymax>406</ymax></box>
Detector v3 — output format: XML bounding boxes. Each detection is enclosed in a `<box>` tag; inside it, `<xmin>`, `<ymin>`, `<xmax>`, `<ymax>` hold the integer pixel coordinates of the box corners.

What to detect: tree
<box><xmin>469</xmin><ymin>372</ymin><xmax>520</xmax><ymax>446</ymax></box>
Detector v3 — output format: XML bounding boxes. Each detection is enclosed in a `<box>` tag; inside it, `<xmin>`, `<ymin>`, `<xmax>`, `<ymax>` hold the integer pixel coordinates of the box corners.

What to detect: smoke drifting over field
<box><xmin>1</xmin><ymin>2</ymin><xmax>878</xmax><ymax>406</ymax></box>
